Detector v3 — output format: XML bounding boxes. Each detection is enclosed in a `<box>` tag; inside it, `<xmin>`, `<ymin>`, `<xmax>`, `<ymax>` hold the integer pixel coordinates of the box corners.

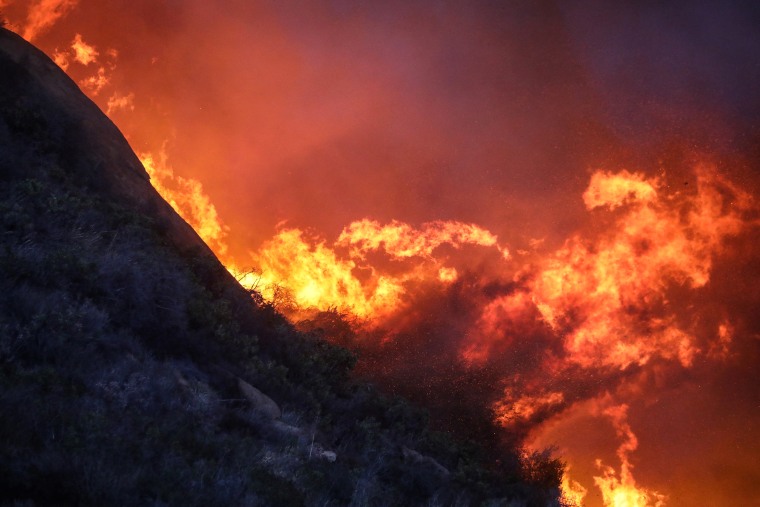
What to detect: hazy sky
<box><xmin>15</xmin><ymin>0</ymin><xmax>760</xmax><ymax>254</ymax></box>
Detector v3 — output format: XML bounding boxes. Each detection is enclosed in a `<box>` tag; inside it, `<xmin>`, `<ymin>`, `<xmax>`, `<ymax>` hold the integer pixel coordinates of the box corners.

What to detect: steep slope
<box><xmin>0</xmin><ymin>28</ymin><xmax>562</xmax><ymax>506</ymax></box>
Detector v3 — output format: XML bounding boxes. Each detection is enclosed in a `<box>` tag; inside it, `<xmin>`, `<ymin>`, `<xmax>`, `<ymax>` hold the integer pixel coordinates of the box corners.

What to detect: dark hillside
<box><xmin>0</xmin><ymin>28</ymin><xmax>562</xmax><ymax>506</ymax></box>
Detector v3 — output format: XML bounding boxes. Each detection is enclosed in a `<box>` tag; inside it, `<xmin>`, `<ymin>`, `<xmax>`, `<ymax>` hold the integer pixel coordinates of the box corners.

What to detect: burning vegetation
<box><xmin>3</xmin><ymin>1</ymin><xmax>759</xmax><ymax>505</ymax></box>
<box><xmin>148</xmin><ymin>146</ymin><xmax>757</xmax><ymax>506</ymax></box>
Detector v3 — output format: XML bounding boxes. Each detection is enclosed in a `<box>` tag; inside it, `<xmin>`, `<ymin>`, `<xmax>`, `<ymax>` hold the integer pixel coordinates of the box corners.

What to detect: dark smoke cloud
<box><xmin>560</xmin><ymin>0</ymin><xmax>760</xmax><ymax>150</ymax></box>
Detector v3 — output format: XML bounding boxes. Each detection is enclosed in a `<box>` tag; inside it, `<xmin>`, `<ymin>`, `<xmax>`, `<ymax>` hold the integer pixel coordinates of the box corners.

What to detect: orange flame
<box><xmin>488</xmin><ymin>167</ymin><xmax>751</xmax><ymax>505</ymax></box>
<box><xmin>139</xmin><ymin>149</ymin><xmax>229</xmax><ymax>257</ymax></box>
<box><xmin>135</xmin><ymin>152</ymin><xmax>510</xmax><ymax>320</ymax></box>
<box><xmin>467</xmin><ymin>167</ymin><xmax>750</xmax><ymax>374</ymax></box>
<box><xmin>461</xmin><ymin>290</ymin><xmax>540</xmax><ymax>364</ymax></box>
<box><xmin>241</xmin><ymin>227</ymin><xmax>404</xmax><ymax>318</ymax></box>
<box><xmin>70</xmin><ymin>33</ymin><xmax>97</xmax><ymax>65</ymax></box>
<box><xmin>6</xmin><ymin>5</ymin><xmax>758</xmax><ymax>504</ymax></box>
<box><xmin>561</xmin><ymin>468</ymin><xmax>588</xmax><ymax>507</ymax></box>
<box><xmin>592</xmin><ymin>404</ymin><xmax>666</xmax><ymax>507</ymax></box>
<box><xmin>20</xmin><ymin>0</ymin><xmax>78</xmax><ymax>42</ymax></box>
<box><xmin>494</xmin><ymin>390</ymin><xmax>564</xmax><ymax>426</ymax></box>
<box><xmin>106</xmin><ymin>92</ymin><xmax>135</xmax><ymax>115</ymax></box>
<box><xmin>338</xmin><ymin>219</ymin><xmax>509</xmax><ymax>260</ymax></box>
<box><xmin>708</xmin><ymin>320</ymin><xmax>734</xmax><ymax>360</ymax></box>
<box><xmin>241</xmin><ymin>220</ymin><xmax>508</xmax><ymax>319</ymax></box>
<box><xmin>79</xmin><ymin>65</ymin><xmax>109</xmax><ymax>95</ymax></box>
<box><xmin>582</xmin><ymin>170</ymin><xmax>658</xmax><ymax>210</ymax></box>
<box><xmin>530</xmin><ymin>167</ymin><xmax>748</xmax><ymax>370</ymax></box>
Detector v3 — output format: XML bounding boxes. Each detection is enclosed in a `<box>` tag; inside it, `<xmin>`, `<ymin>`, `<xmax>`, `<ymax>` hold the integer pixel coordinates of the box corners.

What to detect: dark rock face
<box><xmin>237</xmin><ymin>377</ymin><xmax>282</xmax><ymax>420</ymax></box>
<box><xmin>0</xmin><ymin>28</ymin><xmax>236</xmax><ymax>265</ymax></box>
<box><xmin>402</xmin><ymin>446</ymin><xmax>451</xmax><ymax>478</ymax></box>
<box><xmin>0</xmin><ymin>27</ymin><xmax>560</xmax><ymax>507</ymax></box>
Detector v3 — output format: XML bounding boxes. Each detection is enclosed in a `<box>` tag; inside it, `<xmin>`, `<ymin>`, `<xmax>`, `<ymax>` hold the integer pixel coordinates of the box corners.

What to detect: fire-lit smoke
<box><xmin>485</xmin><ymin>167</ymin><xmax>754</xmax><ymax>505</ymax></box>
<box><xmin>127</xmin><ymin>153</ymin><xmax>513</xmax><ymax>320</ymax></box>
<box><xmin>19</xmin><ymin>0</ymin><xmax>78</xmax><ymax>42</ymax></box>
<box><xmin>47</xmin><ymin>31</ymin><xmax>116</xmax><ymax>95</ymax></box>
<box><xmin>106</xmin><ymin>91</ymin><xmax>135</xmax><ymax>115</ymax></box>
<box><xmin>239</xmin><ymin>219</ymin><xmax>508</xmax><ymax>320</ymax></box>
<box><xmin>70</xmin><ymin>32</ymin><xmax>97</xmax><ymax>65</ymax></box>
<box><xmin>528</xmin><ymin>168</ymin><xmax>747</xmax><ymax>370</ymax></box>
<box><xmin>241</xmin><ymin>166</ymin><xmax>752</xmax><ymax>506</ymax></box>
<box><xmin>464</xmin><ymin>168</ymin><xmax>750</xmax><ymax>373</ymax></box>
<box><xmin>561</xmin><ymin>469</ymin><xmax>588</xmax><ymax>507</ymax></box>
<box><xmin>140</xmin><ymin>149</ymin><xmax>229</xmax><ymax>256</ymax></box>
<box><xmin>4</xmin><ymin>2</ymin><xmax>760</xmax><ymax>505</ymax></box>
<box><xmin>591</xmin><ymin>404</ymin><xmax>666</xmax><ymax>507</ymax></box>
<box><xmin>338</xmin><ymin>219</ymin><xmax>509</xmax><ymax>261</ymax></box>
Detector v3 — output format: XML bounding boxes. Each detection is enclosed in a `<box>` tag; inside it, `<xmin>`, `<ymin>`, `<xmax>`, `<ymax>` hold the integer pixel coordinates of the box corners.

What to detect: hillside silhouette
<box><xmin>0</xmin><ymin>28</ymin><xmax>563</xmax><ymax>506</ymax></box>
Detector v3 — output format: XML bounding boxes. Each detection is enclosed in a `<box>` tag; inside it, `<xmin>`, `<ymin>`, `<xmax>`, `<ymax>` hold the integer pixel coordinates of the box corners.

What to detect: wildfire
<box><xmin>488</xmin><ymin>167</ymin><xmax>751</xmax><ymax>505</ymax></box>
<box><xmin>239</xmin><ymin>227</ymin><xmax>404</xmax><ymax>318</ymax></box>
<box><xmin>592</xmin><ymin>405</ymin><xmax>666</xmax><ymax>507</ymax></box>
<box><xmin>461</xmin><ymin>290</ymin><xmax>541</xmax><ymax>364</ymax></box>
<box><xmin>106</xmin><ymin>91</ymin><xmax>135</xmax><ymax>115</ymax></box>
<box><xmin>338</xmin><ymin>219</ymin><xmax>509</xmax><ymax>260</ymax></box>
<box><xmin>4</xmin><ymin>3</ymin><xmax>759</xmax><ymax>505</ymax></box>
<box><xmin>70</xmin><ymin>33</ymin><xmax>97</xmax><ymax>65</ymax></box>
<box><xmin>494</xmin><ymin>390</ymin><xmax>564</xmax><ymax>426</ymax></box>
<box><xmin>138</xmin><ymin>148</ymin><xmax>510</xmax><ymax>320</ymax></box>
<box><xmin>19</xmin><ymin>0</ymin><xmax>78</xmax><ymax>42</ymax></box>
<box><xmin>241</xmin><ymin>219</ymin><xmax>509</xmax><ymax>319</ymax></box>
<box><xmin>140</xmin><ymin>149</ymin><xmax>230</xmax><ymax>256</ymax></box>
<box><xmin>528</xmin><ymin>168</ymin><xmax>747</xmax><ymax>370</ymax></box>
<box><xmin>561</xmin><ymin>469</ymin><xmax>588</xmax><ymax>507</ymax></box>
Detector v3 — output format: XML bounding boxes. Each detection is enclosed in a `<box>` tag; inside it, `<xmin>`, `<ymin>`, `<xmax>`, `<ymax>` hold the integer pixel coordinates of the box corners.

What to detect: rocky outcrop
<box><xmin>237</xmin><ymin>377</ymin><xmax>282</xmax><ymax>420</ymax></box>
<box><xmin>0</xmin><ymin>28</ymin><xmax>251</xmax><ymax>310</ymax></box>
<box><xmin>310</xmin><ymin>443</ymin><xmax>337</xmax><ymax>463</ymax></box>
<box><xmin>402</xmin><ymin>446</ymin><xmax>450</xmax><ymax>477</ymax></box>
<box><xmin>272</xmin><ymin>420</ymin><xmax>304</xmax><ymax>436</ymax></box>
